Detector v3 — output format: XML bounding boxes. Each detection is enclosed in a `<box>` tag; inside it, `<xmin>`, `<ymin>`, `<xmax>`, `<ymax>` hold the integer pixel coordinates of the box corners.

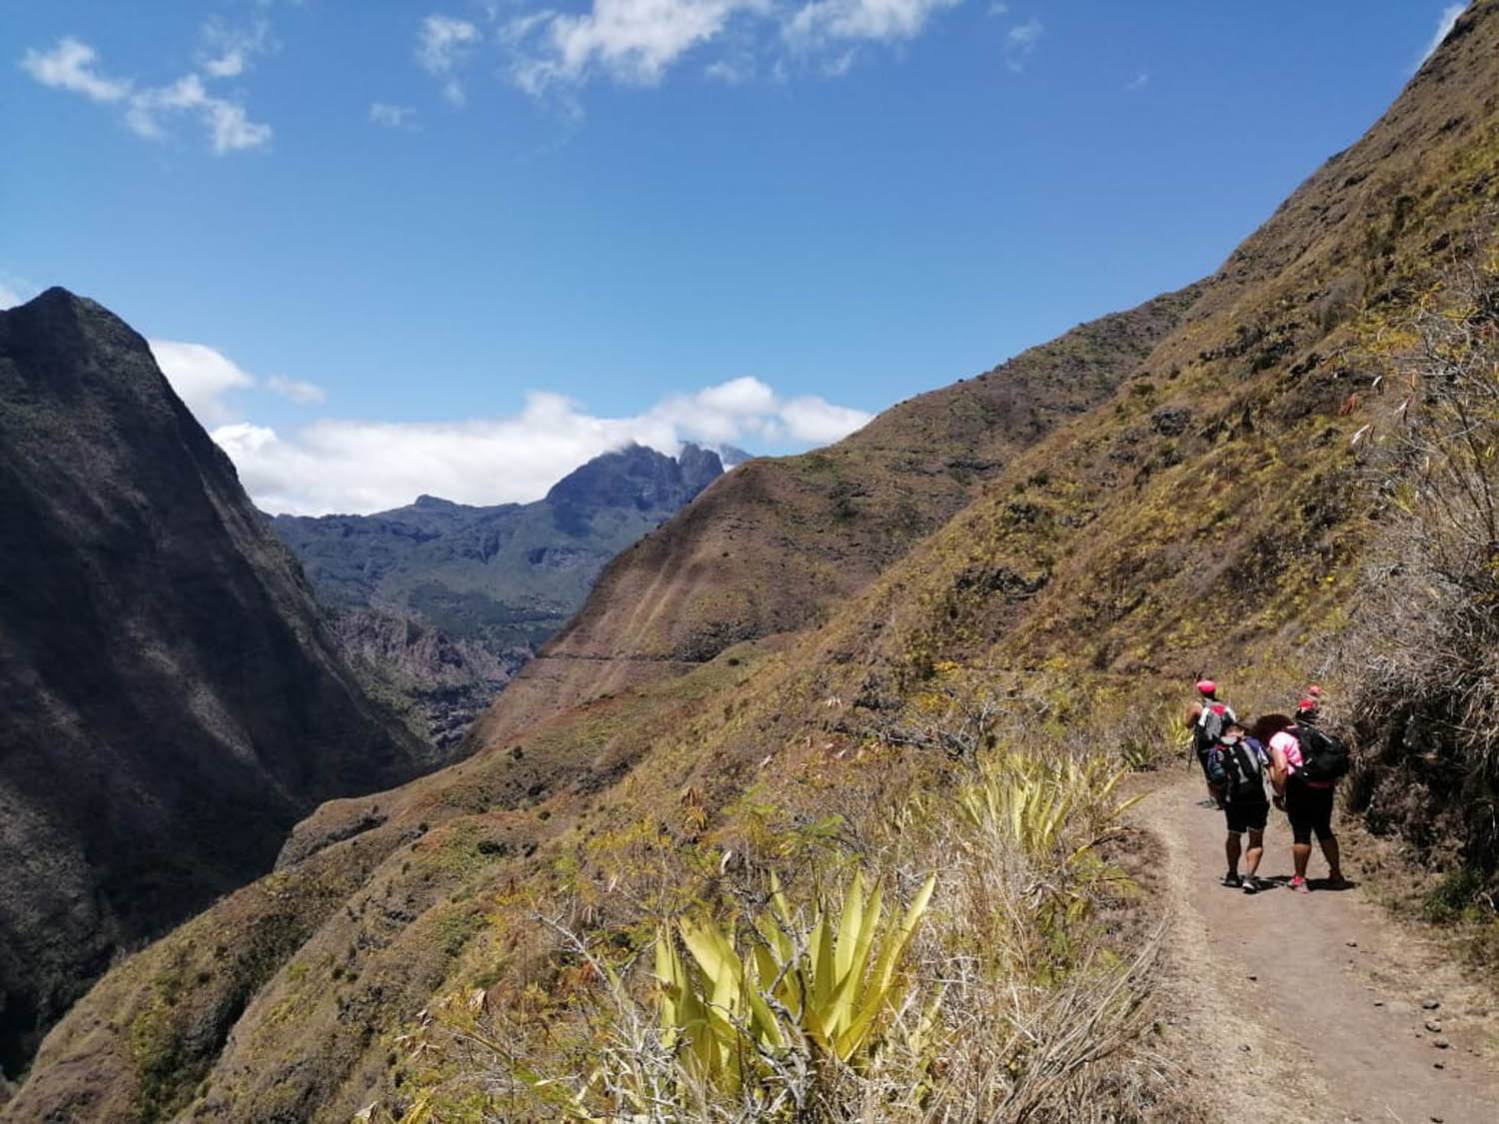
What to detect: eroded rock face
<box><xmin>0</xmin><ymin>289</ymin><xmax>427</xmax><ymax>1077</ymax></box>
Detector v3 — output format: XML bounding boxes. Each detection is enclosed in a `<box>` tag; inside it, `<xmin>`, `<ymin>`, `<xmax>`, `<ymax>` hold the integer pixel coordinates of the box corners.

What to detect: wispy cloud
<box><xmin>499</xmin><ymin>0</ymin><xmax>960</xmax><ymax>95</ymax></box>
<box><xmin>1124</xmin><ymin>70</ymin><xmax>1149</xmax><ymax>91</ymax></box>
<box><xmin>125</xmin><ymin>73</ymin><xmax>273</xmax><ymax>153</ymax></box>
<box><xmin>785</xmin><ymin>0</ymin><xmax>962</xmax><ymax>51</ymax></box>
<box><xmin>20</xmin><ymin>38</ymin><xmax>131</xmax><ymax>102</ymax></box>
<box><xmin>1003</xmin><ymin>16</ymin><xmax>1042</xmax><ymax>73</ymax></box>
<box><xmin>150</xmin><ymin>340</ymin><xmax>258</xmax><ymax>425</ymax></box>
<box><xmin>370</xmin><ymin>101</ymin><xmax>419</xmax><ymax>128</ymax></box>
<box><xmin>199</xmin><ymin>18</ymin><xmax>273</xmax><ymax>79</ymax></box>
<box><xmin>1418</xmin><ymin>3</ymin><xmax>1467</xmax><ymax>66</ymax></box>
<box><xmin>20</xmin><ymin>36</ymin><xmax>271</xmax><ymax>154</ymax></box>
<box><xmin>506</xmin><ymin>0</ymin><xmax>767</xmax><ymax>93</ymax></box>
<box><xmin>417</xmin><ymin>14</ymin><xmax>481</xmax><ymax>104</ymax></box>
<box><xmin>0</xmin><ymin>271</ymin><xmax>36</xmax><ymax>311</ymax></box>
<box><xmin>150</xmin><ymin>340</ymin><xmax>326</xmax><ymax>424</ymax></box>
<box><xmin>199</xmin><ymin>374</ymin><xmax>871</xmax><ymax>515</ymax></box>
<box><xmin>266</xmin><ymin>374</ymin><xmax>328</xmax><ymax>404</ymax></box>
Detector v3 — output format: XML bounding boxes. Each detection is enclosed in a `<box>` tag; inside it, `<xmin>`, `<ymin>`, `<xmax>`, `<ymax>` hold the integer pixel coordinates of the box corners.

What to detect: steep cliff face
<box><xmin>0</xmin><ymin>290</ymin><xmax>428</xmax><ymax>1079</ymax></box>
<box><xmin>11</xmin><ymin>5</ymin><xmax>1499</xmax><ymax>1120</ymax></box>
<box><xmin>271</xmin><ymin>445</ymin><xmax>725</xmax><ymax>745</ymax></box>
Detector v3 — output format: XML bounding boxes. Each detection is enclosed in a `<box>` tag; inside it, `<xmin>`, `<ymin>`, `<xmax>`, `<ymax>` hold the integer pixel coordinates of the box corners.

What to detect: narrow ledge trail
<box><xmin>1140</xmin><ymin>773</ymin><xmax>1499</xmax><ymax>1124</ymax></box>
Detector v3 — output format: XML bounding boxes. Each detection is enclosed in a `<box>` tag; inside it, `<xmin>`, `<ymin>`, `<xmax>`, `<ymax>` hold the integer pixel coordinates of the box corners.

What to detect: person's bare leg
<box><xmin>1320</xmin><ymin>834</ymin><xmax>1342</xmax><ymax>880</ymax></box>
<box><xmin>1244</xmin><ymin>829</ymin><xmax>1264</xmax><ymax>880</ymax></box>
<box><xmin>1225</xmin><ymin>832</ymin><xmax>1242</xmax><ymax>878</ymax></box>
<box><xmin>1293</xmin><ymin>842</ymin><xmax>1311</xmax><ymax>880</ymax></box>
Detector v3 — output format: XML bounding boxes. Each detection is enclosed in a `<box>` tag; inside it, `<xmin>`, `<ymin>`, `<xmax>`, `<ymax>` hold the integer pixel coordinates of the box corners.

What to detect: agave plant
<box><xmin>958</xmin><ymin>751</ymin><xmax>1142</xmax><ymax>864</ymax></box>
<box><xmin>654</xmin><ymin>869</ymin><xmax>937</xmax><ymax>1093</ymax></box>
<box><xmin>956</xmin><ymin>750</ymin><xmax>1143</xmax><ymax>980</ymax></box>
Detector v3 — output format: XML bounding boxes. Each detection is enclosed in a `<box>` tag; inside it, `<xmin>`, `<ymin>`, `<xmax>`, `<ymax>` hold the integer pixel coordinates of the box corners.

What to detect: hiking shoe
<box><xmin>1242</xmin><ymin>878</ymin><xmax>1260</xmax><ymax>895</ymax></box>
<box><xmin>1290</xmin><ymin>876</ymin><xmax>1310</xmax><ymax>894</ymax></box>
<box><xmin>1221</xmin><ymin>873</ymin><xmax>1243</xmax><ymax>888</ymax></box>
<box><xmin>1325</xmin><ymin>873</ymin><xmax>1349</xmax><ymax>890</ymax></box>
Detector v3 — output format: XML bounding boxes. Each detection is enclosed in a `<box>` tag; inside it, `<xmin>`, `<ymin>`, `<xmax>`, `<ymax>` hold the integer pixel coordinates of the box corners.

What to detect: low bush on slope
<box><xmin>1336</xmin><ymin>240</ymin><xmax>1499</xmax><ymax>925</ymax></box>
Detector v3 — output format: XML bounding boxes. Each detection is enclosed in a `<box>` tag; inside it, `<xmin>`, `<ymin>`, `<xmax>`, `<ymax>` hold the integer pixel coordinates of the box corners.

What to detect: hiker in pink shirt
<box><xmin>1261</xmin><ymin>699</ymin><xmax>1349</xmax><ymax>894</ymax></box>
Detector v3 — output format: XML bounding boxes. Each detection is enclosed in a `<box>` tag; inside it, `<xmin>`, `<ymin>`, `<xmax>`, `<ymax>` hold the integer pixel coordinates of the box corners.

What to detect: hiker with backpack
<box><xmin>1188</xmin><ymin>679</ymin><xmax>1237</xmax><ymax>803</ymax></box>
<box><xmin>1205</xmin><ymin>720</ymin><xmax>1270</xmax><ymax>893</ymax></box>
<box><xmin>1260</xmin><ymin>700</ymin><xmax>1351</xmax><ymax>893</ymax></box>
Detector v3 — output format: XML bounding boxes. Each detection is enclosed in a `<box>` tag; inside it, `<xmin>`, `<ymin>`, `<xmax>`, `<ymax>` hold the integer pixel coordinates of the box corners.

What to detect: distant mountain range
<box><xmin>269</xmin><ymin>443</ymin><xmax>736</xmax><ymax>746</ymax></box>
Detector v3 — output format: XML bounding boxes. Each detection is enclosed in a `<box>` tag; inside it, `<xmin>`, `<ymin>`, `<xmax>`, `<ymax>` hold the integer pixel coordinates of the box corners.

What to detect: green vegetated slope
<box><xmin>271</xmin><ymin>445</ymin><xmax>725</xmax><ymax>747</ymax></box>
<box><xmin>11</xmin><ymin>5</ymin><xmax>1499</xmax><ymax>1120</ymax></box>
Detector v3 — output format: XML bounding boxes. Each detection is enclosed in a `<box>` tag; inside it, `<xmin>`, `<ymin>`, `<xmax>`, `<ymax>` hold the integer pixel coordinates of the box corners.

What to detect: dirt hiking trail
<box><xmin>1140</xmin><ymin>773</ymin><xmax>1499</xmax><ymax>1124</ymax></box>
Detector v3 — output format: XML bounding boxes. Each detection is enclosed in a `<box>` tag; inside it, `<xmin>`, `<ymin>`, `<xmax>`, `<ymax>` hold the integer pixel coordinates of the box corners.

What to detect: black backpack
<box><xmin>1214</xmin><ymin>740</ymin><xmax>1268</xmax><ymax>805</ymax></box>
<box><xmin>1293</xmin><ymin>723</ymin><xmax>1350</xmax><ymax>784</ymax></box>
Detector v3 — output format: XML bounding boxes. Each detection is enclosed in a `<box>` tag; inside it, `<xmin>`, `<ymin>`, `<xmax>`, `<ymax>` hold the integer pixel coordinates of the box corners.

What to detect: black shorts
<box><xmin>1224</xmin><ymin>801</ymin><xmax>1268</xmax><ymax>834</ymax></box>
<box><xmin>1285</xmin><ymin>784</ymin><xmax>1336</xmax><ymax>844</ymax></box>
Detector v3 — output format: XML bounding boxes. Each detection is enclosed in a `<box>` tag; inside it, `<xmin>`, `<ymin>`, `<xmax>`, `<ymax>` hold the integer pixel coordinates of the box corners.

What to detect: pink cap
<box><xmin>1196</xmin><ymin>679</ymin><xmax>1217</xmax><ymax>695</ymax></box>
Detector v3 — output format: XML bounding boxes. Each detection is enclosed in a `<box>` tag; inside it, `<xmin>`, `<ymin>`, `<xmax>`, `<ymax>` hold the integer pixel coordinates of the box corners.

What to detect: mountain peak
<box><xmin>543</xmin><ymin>442</ymin><xmax>722</xmax><ymax>516</ymax></box>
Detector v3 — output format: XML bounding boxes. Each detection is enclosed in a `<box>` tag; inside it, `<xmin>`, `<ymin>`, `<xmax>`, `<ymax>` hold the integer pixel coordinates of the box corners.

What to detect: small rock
<box><xmin>1373</xmin><ymin>1000</ymin><xmax>1385</xmax><ymax>1007</ymax></box>
<box><xmin>1240</xmin><ymin>1044</ymin><xmax>1252</xmax><ymax>1053</ymax></box>
<box><xmin>1434</xmin><ymin>1038</ymin><xmax>1451</xmax><ymax>1049</ymax></box>
<box><xmin>1247</xmin><ymin>974</ymin><xmax>1258</xmax><ymax>982</ymax></box>
<box><xmin>1423</xmin><ymin>999</ymin><xmax>1442</xmax><ymax>1011</ymax></box>
<box><xmin>1346</xmin><ymin>940</ymin><xmax>1358</xmax><ymax>948</ymax></box>
<box><xmin>1434</xmin><ymin>1062</ymin><xmax>1446</xmax><ymax>1071</ymax></box>
<box><xmin>1425</xmin><ymin>1020</ymin><xmax>1443</xmax><ymax>1033</ymax></box>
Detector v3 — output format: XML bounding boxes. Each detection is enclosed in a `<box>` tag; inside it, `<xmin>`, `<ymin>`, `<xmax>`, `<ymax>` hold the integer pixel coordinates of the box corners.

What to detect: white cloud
<box><xmin>21</xmin><ymin>36</ymin><xmax>271</xmax><ymax>154</ymax></box>
<box><xmin>266</xmin><ymin>374</ymin><xmax>327</xmax><ymax>404</ymax></box>
<box><xmin>0</xmin><ymin>271</ymin><xmax>35</xmax><ymax>310</ymax></box>
<box><xmin>508</xmin><ymin>0</ymin><xmax>767</xmax><ymax>91</ymax></box>
<box><xmin>779</xmin><ymin>395</ymin><xmax>872</xmax><ymax>443</ymax></box>
<box><xmin>200</xmin><ymin>18</ymin><xmax>272</xmax><ymax>78</ymax></box>
<box><xmin>204</xmin><ymin>376</ymin><xmax>872</xmax><ymax>514</ymax></box>
<box><xmin>704</xmin><ymin>57</ymin><xmax>750</xmax><ymax>83</ymax></box>
<box><xmin>417</xmin><ymin>14</ymin><xmax>481</xmax><ymax>104</ymax></box>
<box><xmin>501</xmin><ymin>0</ymin><xmax>959</xmax><ymax>93</ymax></box>
<box><xmin>786</xmin><ymin>0</ymin><xmax>961</xmax><ymax>48</ymax></box>
<box><xmin>20</xmin><ymin>37</ymin><xmax>131</xmax><ymax>102</ymax></box>
<box><xmin>126</xmin><ymin>73</ymin><xmax>272</xmax><ymax>153</ymax></box>
<box><xmin>1419</xmin><ymin>3</ymin><xmax>1466</xmax><ymax>66</ymax></box>
<box><xmin>1124</xmin><ymin>70</ymin><xmax>1149</xmax><ymax>91</ymax></box>
<box><xmin>150</xmin><ymin>339</ymin><xmax>257</xmax><ymax>425</ymax></box>
<box><xmin>1004</xmin><ymin>16</ymin><xmax>1042</xmax><ymax>72</ymax></box>
<box><xmin>370</xmin><ymin>101</ymin><xmax>419</xmax><ymax>127</ymax></box>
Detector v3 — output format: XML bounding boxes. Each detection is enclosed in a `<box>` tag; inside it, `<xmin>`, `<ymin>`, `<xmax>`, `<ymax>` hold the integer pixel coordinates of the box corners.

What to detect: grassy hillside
<box><xmin>10</xmin><ymin>5</ymin><xmax>1499</xmax><ymax>1119</ymax></box>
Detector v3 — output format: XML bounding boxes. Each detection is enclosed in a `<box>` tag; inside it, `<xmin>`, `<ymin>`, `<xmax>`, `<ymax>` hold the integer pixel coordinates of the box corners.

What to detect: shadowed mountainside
<box><xmin>272</xmin><ymin>445</ymin><xmax>726</xmax><ymax>747</ymax></box>
<box><xmin>0</xmin><ymin>290</ymin><xmax>429</xmax><ymax>1082</ymax></box>
<box><xmin>11</xmin><ymin>4</ymin><xmax>1499</xmax><ymax>1119</ymax></box>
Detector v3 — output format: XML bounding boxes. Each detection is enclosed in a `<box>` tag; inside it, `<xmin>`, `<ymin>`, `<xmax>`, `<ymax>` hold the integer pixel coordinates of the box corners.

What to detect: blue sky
<box><xmin>1</xmin><ymin>1</ymin><xmax>1468</xmax><ymax>513</ymax></box>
